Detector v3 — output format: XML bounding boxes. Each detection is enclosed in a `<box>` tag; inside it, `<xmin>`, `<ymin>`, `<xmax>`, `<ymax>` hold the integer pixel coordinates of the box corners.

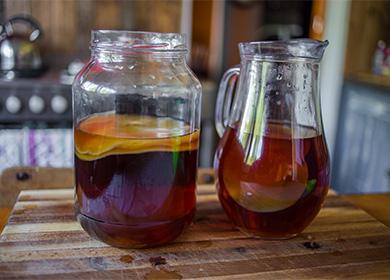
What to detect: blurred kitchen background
<box><xmin>0</xmin><ymin>0</ymin><xmax>388</xmax><ymax>194</ymax></box>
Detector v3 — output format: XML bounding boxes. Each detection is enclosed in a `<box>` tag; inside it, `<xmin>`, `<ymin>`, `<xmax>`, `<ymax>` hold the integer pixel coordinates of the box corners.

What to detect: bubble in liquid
<box><xmin>276</xmin><ymin>73</ymin><xmax>283</xmax><ymax>80</ymax></box>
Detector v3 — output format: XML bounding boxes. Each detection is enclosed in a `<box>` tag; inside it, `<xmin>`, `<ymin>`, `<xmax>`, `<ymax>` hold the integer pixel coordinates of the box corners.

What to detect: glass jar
<box><xmin>73</xmin><ymin>31</ymin><xmax>201</xmax><ymax>248</ymax></box>
<box><xmin>214</xmin><ymin>39</ymin><xmax>329</xmax><ymax>239</ymax></box>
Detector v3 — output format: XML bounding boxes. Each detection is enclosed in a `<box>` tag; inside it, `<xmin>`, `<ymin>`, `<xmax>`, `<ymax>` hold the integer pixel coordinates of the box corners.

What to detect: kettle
<box><xmin>0</xmin><ymin>15</ymin><xmax>44</xmax><ymax>79</ymax></box>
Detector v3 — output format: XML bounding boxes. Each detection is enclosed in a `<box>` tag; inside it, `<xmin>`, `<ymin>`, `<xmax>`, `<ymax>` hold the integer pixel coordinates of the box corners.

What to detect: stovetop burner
<box><xmin>0</xmin><ymin>75</ymin><xmax>72</xmax><ymax>126</ymax></box>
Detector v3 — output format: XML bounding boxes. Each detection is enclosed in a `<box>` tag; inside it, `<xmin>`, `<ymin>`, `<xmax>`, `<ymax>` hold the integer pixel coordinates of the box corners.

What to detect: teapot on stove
<box><xmin>0</xmin><ymin>15</ymin><xmax>44</xmax><ymax>79</ymax></box>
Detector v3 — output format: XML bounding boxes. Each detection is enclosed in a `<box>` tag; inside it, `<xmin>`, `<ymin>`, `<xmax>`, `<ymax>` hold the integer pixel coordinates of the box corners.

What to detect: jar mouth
<box><xmin>239</xmin><ymin>39</ymin><xmax>329</xmax><ymax>61</ymax></box>
<box><xmin>91</xmin><ymin>30</ymin><xmax>187</xmax><ymax>53</ymax></box>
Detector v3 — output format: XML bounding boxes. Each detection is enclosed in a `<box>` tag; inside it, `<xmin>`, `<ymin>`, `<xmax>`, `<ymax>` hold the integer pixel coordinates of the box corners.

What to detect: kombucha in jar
<box><xmin>73</xmin><ymin>31</ymin><xmax>201</xmax><ymax>248</ymax></box>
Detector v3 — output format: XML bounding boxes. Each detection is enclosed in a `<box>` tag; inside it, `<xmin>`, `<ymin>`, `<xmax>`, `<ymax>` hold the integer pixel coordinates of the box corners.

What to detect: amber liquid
<box><xmin>215</xmin><ymin>124</ymin><xmax>330</xmax><ymax>238</ymax></box>
<box><xmin>75</xmin><ymin>113</ymin><xmax>199</xmax><ymax>248</ymax></box>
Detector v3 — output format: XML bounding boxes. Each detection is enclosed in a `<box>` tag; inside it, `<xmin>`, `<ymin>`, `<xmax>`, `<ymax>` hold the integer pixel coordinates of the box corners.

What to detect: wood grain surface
<box><xmin>344</xmin><ymin>0</ymin><xmax>390</xmax><ymax>76</ymax></box>
<box><xmin>1</xmin><ymin>185</ymin><xmax>390</xmax><ymax>279</ymax></box>
<box><xmin>341</xmin><ymin>194</ymin><xmax>390</xmax><ymax>229</ymax></box>
<box><xmin>0</xmin><ymin>167</ymin><xmax>74</xmax><ymax>209</ymax></box>
<box><xmin>4</xmin><ymin>0</ymin><xmax>183</xmax><ymax>57</ymax></box>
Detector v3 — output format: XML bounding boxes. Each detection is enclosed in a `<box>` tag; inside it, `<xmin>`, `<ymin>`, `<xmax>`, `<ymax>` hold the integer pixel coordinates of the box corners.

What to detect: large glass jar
<box><xmin>73</xmin><ymin>31</ymin><xmax>201</xmax><ymax>248</ymax></box>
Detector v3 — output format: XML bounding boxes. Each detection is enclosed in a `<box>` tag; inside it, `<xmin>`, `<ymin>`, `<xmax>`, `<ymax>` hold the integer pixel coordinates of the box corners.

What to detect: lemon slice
<box><xmin>223</xmin><ymin>160</ymin><xmax>309</xmax><ymax>213</ymax></box>
<box><xmin>226</xmin><ymin>181</ymin><xmax>307</xmax><ymax>213</ymax></box>
<box><xmin>219</xmin><ymin>123</ymin><xmax>316</xmax><ymax>213</ymax></box>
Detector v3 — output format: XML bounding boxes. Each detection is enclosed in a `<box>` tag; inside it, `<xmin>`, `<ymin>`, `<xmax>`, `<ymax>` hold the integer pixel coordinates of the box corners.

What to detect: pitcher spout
<box><xmin>304</xmin><ymin>39</ymin><xmax>329</xmax><ymax>61</ymax></box>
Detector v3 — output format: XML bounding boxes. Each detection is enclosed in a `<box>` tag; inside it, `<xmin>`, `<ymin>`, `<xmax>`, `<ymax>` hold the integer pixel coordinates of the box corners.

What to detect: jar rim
<box><xmin>239</xmin><ymin>39</ymin><xmax>329</xmax><ymax>61</ymax></box>
<box><xmin>91</xmin><ymin>30</ymin><xmax>187</xmax><ymax>53</ymax></box>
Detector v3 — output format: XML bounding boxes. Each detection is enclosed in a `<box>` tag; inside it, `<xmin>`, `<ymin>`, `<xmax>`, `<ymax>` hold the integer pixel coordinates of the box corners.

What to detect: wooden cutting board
<box><xmin>1</xmin><ymin>185</ymin><xmax>390</xmax><ymax>279</ymax></box>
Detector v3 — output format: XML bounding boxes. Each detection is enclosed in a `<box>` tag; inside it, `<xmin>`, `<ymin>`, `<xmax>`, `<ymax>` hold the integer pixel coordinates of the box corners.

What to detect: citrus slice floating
<box><xmin>218</xmin><ymin>123</ymin><xmax>317</xmax><ymax>213</ymax></box>
<box><xmin>227</xmin><ymin>181</ymin><xmax>307</xmax><ymax>213</ymax></box>
<box><xmin>223</xmin><ymin>158</ymin><xmax>310</xmax><ymax>213</ymax></box>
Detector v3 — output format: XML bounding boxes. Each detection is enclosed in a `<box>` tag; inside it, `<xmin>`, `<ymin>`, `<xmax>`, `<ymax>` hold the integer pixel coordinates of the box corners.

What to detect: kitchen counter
<box><xmin>0</xmin><ymin>167</ymin><xmax>390</xmax><ymax>278</ymax></box>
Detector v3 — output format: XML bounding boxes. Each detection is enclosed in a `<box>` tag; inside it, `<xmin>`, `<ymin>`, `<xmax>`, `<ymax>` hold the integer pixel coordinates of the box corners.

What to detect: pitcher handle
<box><xmin>215</xmin><ymin>66</ymin><xmax>240</xmax><ymax>137</ymax></box>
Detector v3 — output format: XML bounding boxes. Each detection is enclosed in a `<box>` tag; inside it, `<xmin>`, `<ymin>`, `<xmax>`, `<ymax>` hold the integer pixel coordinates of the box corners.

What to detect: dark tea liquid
<box><xmin>215</xmin><ymin>123</ymin><xmax>329</xmax><ymax>238</ymax></box>
<box><xmin>75</xmin><ymin>113</ymin><xmax>199</xmax><ymax>248</ymax></box>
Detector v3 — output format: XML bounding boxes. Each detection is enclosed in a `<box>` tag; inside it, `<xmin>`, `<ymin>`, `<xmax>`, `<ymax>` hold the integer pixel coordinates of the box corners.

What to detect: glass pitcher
<box><xmin>214</xmin><ymin>39</ymin><xmax>329</xmax><ymax>239</ymax></box>
<box><xmin>73</xmin><ymin>31</ymin><xmax>201</xmax><ymax>248</ymax></box>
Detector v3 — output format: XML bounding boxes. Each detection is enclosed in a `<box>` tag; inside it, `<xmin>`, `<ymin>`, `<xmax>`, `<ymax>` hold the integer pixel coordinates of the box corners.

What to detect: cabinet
<box><xmin>332</xmin><ymin>81</ymin><xmax>390</xmax><ymax>193</ymax></box>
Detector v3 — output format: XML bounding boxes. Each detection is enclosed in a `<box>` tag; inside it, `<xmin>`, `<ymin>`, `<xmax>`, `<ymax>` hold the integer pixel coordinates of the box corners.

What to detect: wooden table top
<box><xmin>1</xmin><ymin>185</ymin><xmax>390</xmax><ymax>279</ymax></box>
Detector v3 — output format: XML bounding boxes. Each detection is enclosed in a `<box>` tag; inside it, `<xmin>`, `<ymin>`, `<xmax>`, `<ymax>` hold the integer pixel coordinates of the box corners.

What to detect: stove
<box><xmin>0</xmin><ymin>79</ymin><xmax>72</xmax><ymax>126</ymax></box>
<box><xmin>0</xmin><ymin>77</ymin><xmax>73</xmax><ymax>172</ymax></box>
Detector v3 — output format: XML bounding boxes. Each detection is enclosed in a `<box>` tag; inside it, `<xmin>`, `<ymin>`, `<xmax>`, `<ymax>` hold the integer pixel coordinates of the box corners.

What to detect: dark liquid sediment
<box><xmin>75</xmin><ymin>113</ymin><xmax>199</xmax><ymax>248</ymax></box>
<box><xmin>215</xmin><ymin>124</ymin><xmax>330</xmax><ymax>238</ymax></box>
